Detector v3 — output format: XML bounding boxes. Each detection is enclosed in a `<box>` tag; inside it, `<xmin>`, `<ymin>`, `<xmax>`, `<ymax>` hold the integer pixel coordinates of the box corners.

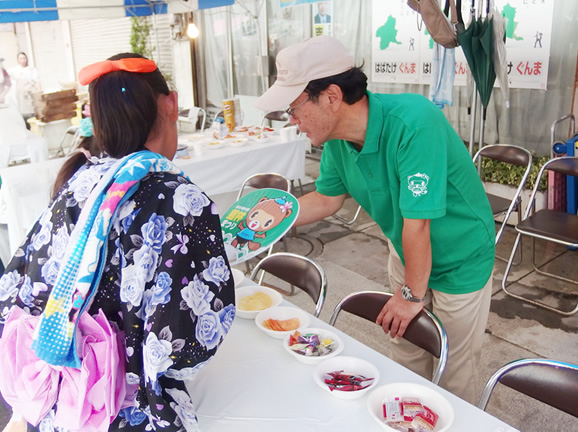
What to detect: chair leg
<box><xmin>530</xmin><ymin>238</ymin><xmax>578</xmax><ymax>285</ymax></box>
<box><xmin>333</xmin><ymin>205</ymin><xmax>362</xmax><ymax>225</ymax></box>
<box><xmin>502</xmin><ymin>234</ymin><xmax>578</xmax><ymax>316</ymax></box>
<box><xmin>495</xmin><ymin>199</ymin><xmax>522</xmax><ymax>265</ymax></box>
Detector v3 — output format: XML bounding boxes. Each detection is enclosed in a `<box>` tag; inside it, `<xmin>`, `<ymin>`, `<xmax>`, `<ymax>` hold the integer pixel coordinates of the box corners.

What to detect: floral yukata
<box><xmin>0</xmin><ymin>156</ymin><xmax>236</xmax><ymax>432</ymax></box>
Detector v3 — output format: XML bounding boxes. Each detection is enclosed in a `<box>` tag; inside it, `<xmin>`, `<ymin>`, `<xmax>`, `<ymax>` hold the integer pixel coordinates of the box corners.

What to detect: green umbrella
<box><xmin>457</xmin><ymin>15</ymin><xmax>495</xmax><ymax>120</ymax></box>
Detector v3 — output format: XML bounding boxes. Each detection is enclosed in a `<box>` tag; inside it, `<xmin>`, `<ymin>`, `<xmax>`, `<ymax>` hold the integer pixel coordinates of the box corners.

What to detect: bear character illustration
<box><xmin>231</xmin><ymin>196</ymin><xmax>293</xmax><ymax>251</ymax></box>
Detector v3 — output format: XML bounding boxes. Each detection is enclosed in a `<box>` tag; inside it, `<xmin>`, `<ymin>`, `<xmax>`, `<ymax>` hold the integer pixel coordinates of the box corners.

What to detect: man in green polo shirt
<box><xmin>255</xmin><ymin>35</ymin><xmax>495</xmax><ymax>404</ymax></box>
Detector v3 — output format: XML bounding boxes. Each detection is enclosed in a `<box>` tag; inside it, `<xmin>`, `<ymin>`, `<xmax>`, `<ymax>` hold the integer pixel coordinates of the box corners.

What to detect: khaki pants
<box><xmin>387</xmin><ymin>241</ymin><xmax>492</xmax><ymax>404</ymax></box>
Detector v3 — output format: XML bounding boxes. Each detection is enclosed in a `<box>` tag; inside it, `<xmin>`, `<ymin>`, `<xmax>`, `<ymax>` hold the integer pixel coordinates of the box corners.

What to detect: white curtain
<box><xmin>197</xmin><ymin>0</ymin><xmax>578</xmax><ymax>155</ymax></box>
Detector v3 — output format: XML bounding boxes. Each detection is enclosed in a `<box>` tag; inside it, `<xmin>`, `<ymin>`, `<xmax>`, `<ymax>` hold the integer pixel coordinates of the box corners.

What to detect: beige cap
<box><xmin>255</xmin><ymin>36</ymin><xmax>354</xmax><ymax>112</ymax></box>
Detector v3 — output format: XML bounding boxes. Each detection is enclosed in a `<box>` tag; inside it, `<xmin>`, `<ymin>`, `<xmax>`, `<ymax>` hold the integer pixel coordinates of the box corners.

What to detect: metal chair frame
<box><xmin>328</xmin><ymin>290</ymin><xmax>448</xmax><ymax>385</ymax></box>
<box><xmin>333</xmin><ymin>204</ymin><xmax>363</xmax><ymax>225</ymax></box>
<box><xmin>249</xmin><ymin>252</ymin><xmax>327</xmax><ymax>317</ymax></box>
<box><xmin>478</xmin><ymin>358</ymin><xmax>578</xmax><ymax>418</ymax></box>
<box><xmin>473</xmin><ymin>144</ymin><xmax>533</xmax><ymax>263</ymax></box>
<box><xmin>260</xmin><ymin>110</ymin><xmax>290</xmax><ymax>128</ymax></box>
<box><xmin>502</xmin><ymin>156</ymin><xmax>578</xmax><ymax>315</ymax></box>
<box><xmin>55</xmin><ymin>126</ymin><xmax>81</xmax><ymax>158</ymax></box>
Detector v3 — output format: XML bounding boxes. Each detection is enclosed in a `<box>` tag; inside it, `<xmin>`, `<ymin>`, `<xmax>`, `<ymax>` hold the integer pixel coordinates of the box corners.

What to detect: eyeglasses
<box><xmin>285</xmin><ymin>96</ymin><xmax>312</xmax><ymax>118</ymax></box>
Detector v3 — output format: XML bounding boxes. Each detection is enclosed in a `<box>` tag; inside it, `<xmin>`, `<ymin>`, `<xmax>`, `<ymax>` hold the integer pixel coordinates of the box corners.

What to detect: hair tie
<box><xmin>78</xmin><ymin>58</ymin><xmax>157</xmax><ymax>85</ymax></box>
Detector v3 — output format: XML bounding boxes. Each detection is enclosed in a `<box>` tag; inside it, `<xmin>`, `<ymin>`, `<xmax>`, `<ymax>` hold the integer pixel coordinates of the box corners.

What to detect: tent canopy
<box><xmin>0</xmin><ymin>0</ymin><xmax>234</xmax><ymax>23</ymax></box>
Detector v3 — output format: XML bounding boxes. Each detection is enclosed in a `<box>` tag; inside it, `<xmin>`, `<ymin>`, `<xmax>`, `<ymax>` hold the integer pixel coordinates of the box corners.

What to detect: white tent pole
<box><xmin>226</xmin><ymin>6</ymin><xmax>234</xmax><ymax>99</ymax></box>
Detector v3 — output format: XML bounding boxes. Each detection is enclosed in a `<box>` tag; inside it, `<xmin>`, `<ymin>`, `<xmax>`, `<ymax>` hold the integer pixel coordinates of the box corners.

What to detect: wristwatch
<box><xmin>400</xmin><ymin>285</ymin><xmax>425</xmax><ymax>303</ymax></box>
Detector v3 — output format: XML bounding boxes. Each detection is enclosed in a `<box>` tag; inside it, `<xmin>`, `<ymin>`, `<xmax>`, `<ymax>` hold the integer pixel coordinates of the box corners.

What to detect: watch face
<box><xmin>401</xmin><ymin>285</ymin><xmax>411</xmax><ymax>300</ymax></box>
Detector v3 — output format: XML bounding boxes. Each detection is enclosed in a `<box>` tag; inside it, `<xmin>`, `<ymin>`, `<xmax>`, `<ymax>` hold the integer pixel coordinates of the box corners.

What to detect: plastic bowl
<box><xmin>255</xmin><ymin>306</ymin><xmax>311</xmax><ymax>339</ymax></box>
<box><xmin>235</xmin><ymin>285</ymin><xmax>283</xmax><ymax>319</ymax></box>
<box><xmin>366</xmin><ymin>382</ymin><xmax>455</xmax><ymax>431</ymax></box>
<box><xmin>283</xmin><ymin>327</ymin><xmax>344</xmax><ymax>365</ymax></box>
<box><xmin>313</xmin><ymin>355</ymin><xmax>379</xmax><ymax>400</ymax></box>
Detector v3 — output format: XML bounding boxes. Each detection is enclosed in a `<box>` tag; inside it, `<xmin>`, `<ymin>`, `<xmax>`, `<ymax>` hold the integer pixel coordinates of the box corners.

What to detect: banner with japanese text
<box><xmin>371</xmin><ymin>0</ymin><xmax>553</xmax><ymax>89</ymax></box>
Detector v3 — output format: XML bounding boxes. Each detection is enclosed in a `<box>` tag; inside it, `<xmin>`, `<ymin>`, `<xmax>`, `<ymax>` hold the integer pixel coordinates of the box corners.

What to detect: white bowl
<box><xmin>283</xmin><ymin>327</ymin><xmax>344</xmax><ymax>365</ymax></box>
<box><xmin>235</xmin><ymin>285</ymin><xmax>283</xmax><ymax>319</ymax></box>
<box><xmin>313</xmin><ymin>355</ymin><xmax>379</xmax><ymax>400</ymax></box>
<box><xmin>231</xmin><ymin>268</ymin><xmax>245</xmax><ymax>288</ymax></box>
<box><xmin>226</xmin><ymin>137</ymin><xmax>248</xmax><ymax>147</ymax></box>
<box><xmin>205</xmin><ymin>139</ymin><xmax>224</xmax><ymax>150</ymax></box>
<box><xmin>367</xmin><ymin>382</ymin><xmax>455</xmax><ymax>431</ymax></box>
<box><xmin>255</xmin><ymin>306</ymin><xmax>311</xmax><ymax>339</ymax></box>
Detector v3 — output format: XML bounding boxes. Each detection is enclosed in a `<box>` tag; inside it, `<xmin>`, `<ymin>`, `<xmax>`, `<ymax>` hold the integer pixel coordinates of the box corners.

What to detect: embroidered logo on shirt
<box><xmin>407</xmin><ymin>173</ymin><xmax>429</xmax><ymax>197</ymax></box>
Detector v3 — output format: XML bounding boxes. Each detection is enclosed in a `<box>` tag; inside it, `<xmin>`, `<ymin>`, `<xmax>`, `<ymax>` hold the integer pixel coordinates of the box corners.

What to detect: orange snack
<box><xmin>263</xmin><ymin>318</ymin><xmax>300</xmax><ymax>331</ymax></box>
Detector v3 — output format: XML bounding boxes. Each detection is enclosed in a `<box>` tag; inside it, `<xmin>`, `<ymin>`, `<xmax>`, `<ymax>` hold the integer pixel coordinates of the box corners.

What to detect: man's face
<box><xmin>288</xmin><ymin>91</ymin><xmax>334</xmax><ymax>147</ymax></box>
<box><xmin>318</xmin><ymin>2</ymin><xmax>327</xmax><ymax>15</ymax></box>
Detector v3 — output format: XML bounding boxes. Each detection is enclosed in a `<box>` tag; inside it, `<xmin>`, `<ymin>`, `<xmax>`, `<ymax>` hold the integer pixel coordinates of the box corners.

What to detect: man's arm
<box><xmin>376</xmin><ymin>217</ymin><xmax>432</xmax><ymax>338</ymax></box>
<box><xmin>296</xmin><ymin>191</ymin><xmax>345</xmax><ymax>226</ymax></box>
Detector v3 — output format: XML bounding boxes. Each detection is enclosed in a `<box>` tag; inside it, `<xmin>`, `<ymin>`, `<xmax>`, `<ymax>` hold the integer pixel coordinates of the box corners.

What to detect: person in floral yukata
<box><xmin>0</xmin><ymin>53</ymin><xmax>236</xmax><ymax>432</ymax></box>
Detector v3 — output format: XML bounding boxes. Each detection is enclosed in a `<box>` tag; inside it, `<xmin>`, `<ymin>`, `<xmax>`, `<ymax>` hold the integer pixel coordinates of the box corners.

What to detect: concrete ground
<box><xmin>252</xmin><ymin>155</ymin><xmax>578</xmax><ymax>432</ymax></box>
<box><xmin>2</xmin><ymin>155</ymin><xmax>577</xmax><ymax>431</ymax></box>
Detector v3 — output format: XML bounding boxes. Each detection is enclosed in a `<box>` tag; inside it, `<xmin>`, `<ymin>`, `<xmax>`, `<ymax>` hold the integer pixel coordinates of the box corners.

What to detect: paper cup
<box><xmin>192</xmin><ymin>141</ymin><xmax>205</xmax><ymax>157</ymax></box>
<box><xmin>280</xmin><ymin>126</ymin><xmax>298</xmax><ymax>141</ymax></box>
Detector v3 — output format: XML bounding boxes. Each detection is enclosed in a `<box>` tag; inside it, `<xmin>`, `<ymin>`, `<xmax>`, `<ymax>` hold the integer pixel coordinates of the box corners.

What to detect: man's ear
<box><xmin>325</xmin><ymin>84</ymin><xmax>343</xmax><ymax>113</ymax></box>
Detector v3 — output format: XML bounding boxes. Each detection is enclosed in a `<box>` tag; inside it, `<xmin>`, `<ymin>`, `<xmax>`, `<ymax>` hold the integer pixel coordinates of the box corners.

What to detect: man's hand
<box><xmin>376</xmin><ymin>288</ymin><xmax>423</xmax><ymax>338</ymax></box>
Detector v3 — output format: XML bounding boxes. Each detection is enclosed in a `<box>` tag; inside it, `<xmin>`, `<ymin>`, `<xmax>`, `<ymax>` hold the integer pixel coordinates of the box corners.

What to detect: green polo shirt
<box><xmin>316</xmin><ymin>91</ymin><xmax>495</xmax><ymax>294</ymax></box>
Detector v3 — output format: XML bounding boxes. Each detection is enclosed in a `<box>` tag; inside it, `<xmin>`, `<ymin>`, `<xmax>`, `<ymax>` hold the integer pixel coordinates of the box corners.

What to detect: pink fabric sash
<box><xmin>0</xmin><ymin>307</ymin><xmax>128</xmax><ymax>431</ymax></box>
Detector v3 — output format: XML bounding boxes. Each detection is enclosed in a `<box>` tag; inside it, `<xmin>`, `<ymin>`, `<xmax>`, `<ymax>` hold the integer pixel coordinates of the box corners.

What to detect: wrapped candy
<box><xmin>288</xmin><ymin>331</ymin><xmax>335</xmax><ymax>357</ymax></box>
<box><xmin>323</xmin><ymin>370</ymin><xmax>374</xmax><ymax>392</ymax></box>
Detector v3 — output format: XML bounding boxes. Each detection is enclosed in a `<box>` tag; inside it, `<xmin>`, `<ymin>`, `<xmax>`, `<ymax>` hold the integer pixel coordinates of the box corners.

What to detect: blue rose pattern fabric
<box><xmin>0</xmin><ymin>158</ymin><xmax>236</xmax><ymax>432</ymax></box>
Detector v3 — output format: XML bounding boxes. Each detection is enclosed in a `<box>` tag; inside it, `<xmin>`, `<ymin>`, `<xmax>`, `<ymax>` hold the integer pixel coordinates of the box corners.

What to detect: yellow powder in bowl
<box><xmin>238</xmin><ymin>291</ymin><xmax>273</xmax><ymax>311</ymax></box>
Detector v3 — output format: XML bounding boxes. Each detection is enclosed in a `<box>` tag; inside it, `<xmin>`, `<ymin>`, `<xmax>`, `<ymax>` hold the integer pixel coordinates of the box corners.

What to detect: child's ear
<box><xmin>161</xmin><ymin>91</ymin><xmax>179</xmax><ymax>122</ymax></box>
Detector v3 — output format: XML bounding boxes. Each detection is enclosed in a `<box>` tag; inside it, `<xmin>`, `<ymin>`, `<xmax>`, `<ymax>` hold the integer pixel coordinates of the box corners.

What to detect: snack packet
<box><xmin>410</xmin><ymin>405</ymin><xmax>439</xmax><ymax>432</ymax></box>
<box><xmin>383</xmin><ymin>397</ymin><xmax>403</xmax><ymax>423</ymax></box>
<box><xmin>401</xmin><ymin>397</ymin><xmax>424</xmax><ymax>421</ymax></box>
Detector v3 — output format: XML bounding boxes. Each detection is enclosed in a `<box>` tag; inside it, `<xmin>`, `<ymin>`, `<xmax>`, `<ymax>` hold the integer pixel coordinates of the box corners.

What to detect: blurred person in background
<box><xmin>0</xmin><ymin>58</ymin><xmax>11</xmax><ymax>105</ymax></box>
<box><xmin>8</xmin><ymin>52</ymin><xmax>40</xmax><ymax>129</ymax></box>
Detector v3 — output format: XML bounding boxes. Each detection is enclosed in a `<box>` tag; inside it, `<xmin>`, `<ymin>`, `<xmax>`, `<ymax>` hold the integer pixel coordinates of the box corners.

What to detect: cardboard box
<box><xmin>33</xmin><ymin>89</ymin><xmax>79</xmax><ymax>122</ymax></box>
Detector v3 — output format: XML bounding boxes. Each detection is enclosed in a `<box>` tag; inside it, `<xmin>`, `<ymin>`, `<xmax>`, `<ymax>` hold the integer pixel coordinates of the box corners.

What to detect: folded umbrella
<box><xmin>458</xmin><ymin>14</ymin><xmax>495</xmax><ymax>119</ymax></box>
<box><xmin>490</xmin><ymin>8</ymin><xmax>510</xmax><ymax>108</ymax></box>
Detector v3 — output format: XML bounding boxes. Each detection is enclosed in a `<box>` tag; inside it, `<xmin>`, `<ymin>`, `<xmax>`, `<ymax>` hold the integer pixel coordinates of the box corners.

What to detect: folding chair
<box><xmin>328</xmin><ymin>290</ymin><xmax>448</xmax><ymax>385</ymax></box>
<box><xmin>55</xmin><ymin>126</ymin><xmax>81</xmax><ymax>158</ymax></box>
<box><xmin>478</xmin><ymin>358</ymin><xmax>578</xmax><ymax>419</ymax></box>
<box><xmin>502</xmin><ymin>156</ymin><xmax>578</xmax><ymax>315</ymax></box>
<box><xmin>249</xmin><ymin>252</ymin><xmax>327</xmax><ymax>317</ymax></box>
<box><xmin>333</xmin><ymin>204</ymin><xmax>363</xmax><ymax>225</ymax></box>
<box><xmin>260</xmin><ymin>110</ymin><xmax>289</xmax><ymax>128</ymax></box>
<box><xmin>473</xmin><ymin>144</ymin><xmax>533</xmax><ymax>258</ymax></box>
<box><xmin>236</xmin><ymin>172</ymin><xmax>291</xmax><ymax>201</ymax></box>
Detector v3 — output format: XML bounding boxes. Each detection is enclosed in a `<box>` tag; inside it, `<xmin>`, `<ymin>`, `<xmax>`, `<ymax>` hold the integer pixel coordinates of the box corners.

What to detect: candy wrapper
<box><xmin>323</xmin><ymin>370</ymin><xmax>374</xmax><ymax>392</ymax></box>
<box><xmin>289</xmin><ymin>331</ymin><xmax>335</xmax><ymax>357</ymax></box>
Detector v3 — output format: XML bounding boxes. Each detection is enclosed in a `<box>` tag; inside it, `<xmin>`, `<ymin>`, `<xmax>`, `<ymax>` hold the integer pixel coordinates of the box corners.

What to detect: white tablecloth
<box><xmin>0</xmin><ymin>136</ymin><xmax>306</xmax><ymax>260</ymax></box>
<box><xmin>0</xmin><ymin>104</ymin><xmax>49</xmax><ymax>167</ymax></box>
<box><xmin>186</xmin><ymin>296</ymin><xmax>519</xmax><ymax>432</ymax></box>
